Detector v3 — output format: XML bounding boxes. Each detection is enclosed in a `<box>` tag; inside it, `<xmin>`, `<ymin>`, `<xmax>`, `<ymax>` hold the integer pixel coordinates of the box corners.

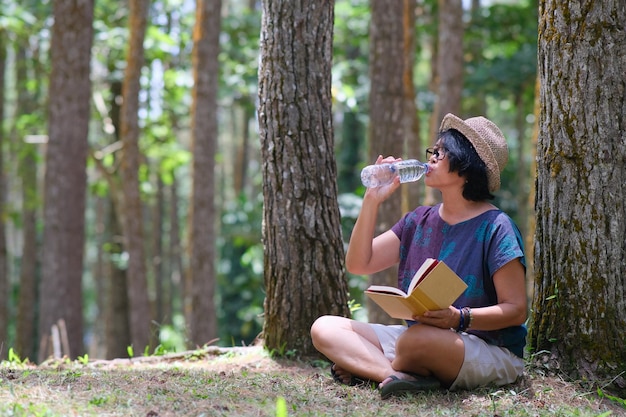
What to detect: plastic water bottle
<box><xmin>360</xmin><ymin>159</ymin><xmax>429</xmax><ymax>188</ymax></box>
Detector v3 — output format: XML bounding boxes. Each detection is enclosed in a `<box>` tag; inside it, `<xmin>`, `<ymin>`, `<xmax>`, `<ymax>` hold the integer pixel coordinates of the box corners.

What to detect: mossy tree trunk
<box><xmin>258</xmin><ymin>0</ymin><xmax>350</xmax><ymax>356</ymax></box>
<box><xmin>529</xmin><ymin>0</ymin><xmax>626</xmax><ymax>394</ymax></box>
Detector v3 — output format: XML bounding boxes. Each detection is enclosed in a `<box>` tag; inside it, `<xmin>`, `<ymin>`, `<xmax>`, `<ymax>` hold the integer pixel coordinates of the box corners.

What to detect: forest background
<box><xmin>1</xmin><ymin>0</ymin><xmax>537</xmax><ymax>363</ymax></box>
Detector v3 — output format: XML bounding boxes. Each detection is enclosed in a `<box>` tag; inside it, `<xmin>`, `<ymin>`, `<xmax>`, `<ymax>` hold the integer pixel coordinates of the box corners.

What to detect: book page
<box><xmin>365</xmin><ymin>285</ymin><xmax>407</xmax><ymax>297</ymax></box>
<box><xmin>407</xmin><ymin>258</ymin><xmax>438</xmax><ymax>294</ymax></box>
<box><xmin>412</xmin><ymin>261</ymin><xmax>467</xmax><ymax>309</ymax></box>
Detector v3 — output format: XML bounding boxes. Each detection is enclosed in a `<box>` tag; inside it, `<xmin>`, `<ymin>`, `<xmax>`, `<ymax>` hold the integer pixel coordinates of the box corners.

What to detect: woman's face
<box><xmin>424</xmin><ymin>140</ymin><xmax>465</xmax><ymax>192</ymax></box>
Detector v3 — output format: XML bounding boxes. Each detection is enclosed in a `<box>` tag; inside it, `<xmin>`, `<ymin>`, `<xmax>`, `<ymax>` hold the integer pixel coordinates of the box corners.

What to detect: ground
<box><xmin>1</xmin><ymin>346</ymin><xmax>625</xmax><ymax>416</ymax></box>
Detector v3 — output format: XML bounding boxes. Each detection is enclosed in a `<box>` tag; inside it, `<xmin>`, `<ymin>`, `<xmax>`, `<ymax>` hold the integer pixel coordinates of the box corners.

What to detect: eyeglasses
<box><xmin>426</xmin><ymin>147</ymin><xmax>446</xmax><ymax>161</ymax></box>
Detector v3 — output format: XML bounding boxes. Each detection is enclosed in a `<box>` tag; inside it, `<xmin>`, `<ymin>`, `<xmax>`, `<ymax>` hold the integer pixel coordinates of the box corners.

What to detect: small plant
<box><xmin>275</xmin><ymin>397</ymin><xmax>287</xmax><ymax>417</ymax></box>
<box><xmin>4</xmin><ymin>348</ymin><xmax>28</xmax><ymax>366</ymax></box>
<box><xmin>598</xmin><ymin>387</ymin><xmax>626</xmax><ymax>409</ymax></box>
<box><xmin>76</xmin><ymin>354</ymin><xmax>89</xmax><ymax>365</ymax></box>
<box><xmin>127</xmin><ymin>345</ymin><xmax>134</xmax><ymax>358</ymax></box>
<box><xmin>348</xmin><ymin>299</ymin><xmax>362</xmax><ymax>314</ymax></box>
<box><xmin>89</xmin><ymin>395</ymin><xmax>110</xmax><ymax>406</ymax></box>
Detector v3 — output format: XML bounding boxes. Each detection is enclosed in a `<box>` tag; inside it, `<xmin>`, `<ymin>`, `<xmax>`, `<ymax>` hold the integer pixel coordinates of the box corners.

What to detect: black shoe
<box><xmin>380</xmin><ymin>374</ymin><xmax>441</xmax><ymax>399</ymax></box>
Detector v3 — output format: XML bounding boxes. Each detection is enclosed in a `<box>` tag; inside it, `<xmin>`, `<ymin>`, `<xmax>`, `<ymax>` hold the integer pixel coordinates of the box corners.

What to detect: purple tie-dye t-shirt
<box><xmin>391</xmin><ymin>204</ymin><xmax>527</xmax><ymax>358</ymax></box>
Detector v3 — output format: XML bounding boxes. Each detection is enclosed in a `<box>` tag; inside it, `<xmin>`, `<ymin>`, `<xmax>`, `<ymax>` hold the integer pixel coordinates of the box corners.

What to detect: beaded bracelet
<box><xmin>456</xmin><ymin>307</ymin><xmax>473</xmax><ymax>332</ymax></box>
<box><xmin>465</xmin><ymin>307</ymin><xmax>473</xmax><ymax>329</ymax></box>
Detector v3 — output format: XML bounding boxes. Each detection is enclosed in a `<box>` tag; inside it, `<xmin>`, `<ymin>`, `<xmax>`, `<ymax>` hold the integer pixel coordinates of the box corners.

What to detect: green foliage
<box><xmin>216</xmin><ymin>194</ymin><xmax>264</xmax><ymax>346</ymax></box>
<box><xmin>220</xmin><ymin>6</ymin><xmax>261</xmax><ymax>107</ymax></box>
<box><xmin>3</xmin><ymin>348</ymin><xmax>27</xmax><ymax>366</ymax></box>
<box><xmin>465</xmin><ymin>2</ymin><xmax>538</xmax><ymax>96</ymax></box>
<box><xmin>597</xmin><ymin>388</ymin><xmax>626</xmax><ymax>409</ymax></box>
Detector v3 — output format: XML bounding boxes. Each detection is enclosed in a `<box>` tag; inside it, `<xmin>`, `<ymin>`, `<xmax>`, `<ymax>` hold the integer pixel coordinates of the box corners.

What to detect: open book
<box><xmin>365</xmin><ymin>258</ymin><xmax>467</xmax><ymax>321</ymax></box>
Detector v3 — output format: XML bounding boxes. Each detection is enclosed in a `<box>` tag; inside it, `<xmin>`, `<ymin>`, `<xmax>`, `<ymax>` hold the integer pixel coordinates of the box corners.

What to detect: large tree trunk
<box><xmin>258</xmin><ymin>0</ymin><xmax>350</xmax><ymax>356</ymax></box>
<box><xmin>367</xmin><ymin>0</ymin><xmax>418</xmax><ymax>324</ymax></box>
<box><xmin>119</xmin><ymin>0</ymin><xmax>153</xmax><ymax>353</ymax></box>
<box><xmin>529</xmin><ymin>0</ymin><xmax>626</xmax><ymax>394</ymax></box>
<box><xmin>187</xmin><ymin>0</ymin><xmax>221</xmax><ymax>348</ymax></box>
<box><xmin>39</xmin><ymin>0</ymin><xmax>93</xmax><ymax>360</ymax></box>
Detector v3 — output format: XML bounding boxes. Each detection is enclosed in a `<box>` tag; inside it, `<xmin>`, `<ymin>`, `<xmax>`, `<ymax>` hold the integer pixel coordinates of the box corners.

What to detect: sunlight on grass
<box><xmin>0</xmin><ymin>347</ymin><xmax>623</xmax><ymax>417</ymax></box>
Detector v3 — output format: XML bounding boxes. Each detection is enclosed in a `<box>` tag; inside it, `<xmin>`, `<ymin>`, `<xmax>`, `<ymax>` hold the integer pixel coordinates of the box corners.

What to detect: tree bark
<box><xmin>187</xmin><ymin>0</ymin><xmax>221</xmax><ymax>347</ymax></box>
<box><xmin>367</xmin><ymin>0</ymin><xmax>418</xmax><ymax>323</ymax></box>
<box><xmin>119</xmin><ymin>0</ymin><xmax>153</xmax><ymax>353</ymax></box>
<box><xmin>530</xmin><ymin>0</ymin><xmax>626</xmax><ymax>394</ymax></box>
<box><xmin>39</xmin><ymin>0</ymin><xmax>94</xmax><ymax>360</ymax></box>
<box><xmin>258</xmin><ymin>0</ymin><xmax>350</xmax><ymax>356</ymax></box>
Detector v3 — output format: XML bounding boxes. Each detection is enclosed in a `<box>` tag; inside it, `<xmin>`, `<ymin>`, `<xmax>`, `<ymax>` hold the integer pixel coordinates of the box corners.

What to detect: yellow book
<box><xmin>365</xmin><ymin>258</ymin><xmax>467</xmax><ymax>321</ymax></box>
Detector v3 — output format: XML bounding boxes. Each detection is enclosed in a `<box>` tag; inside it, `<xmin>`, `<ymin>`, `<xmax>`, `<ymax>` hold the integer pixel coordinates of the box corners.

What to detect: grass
<box><xmin>0</xmin><ymin>346</ymin><xmax>623</xmax><ymax>417</ymax></box>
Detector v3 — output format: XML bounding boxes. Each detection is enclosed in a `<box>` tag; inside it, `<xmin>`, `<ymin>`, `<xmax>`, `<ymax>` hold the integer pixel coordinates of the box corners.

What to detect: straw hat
<box><xmin>440</xmin><ymin>113</ymin><xmax>508</xmax><ymax>192</ymax></box>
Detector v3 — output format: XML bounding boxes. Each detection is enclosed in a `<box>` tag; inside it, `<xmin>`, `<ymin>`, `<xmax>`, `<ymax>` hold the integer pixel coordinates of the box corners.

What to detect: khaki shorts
<box><xmin>370</xmin><ymin>324</ymin><xmax>524</xmax><ymax>390</ymax></box>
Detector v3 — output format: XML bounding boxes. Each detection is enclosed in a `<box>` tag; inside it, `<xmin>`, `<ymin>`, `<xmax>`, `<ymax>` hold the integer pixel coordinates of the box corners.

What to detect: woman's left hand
<box><xmin>414</xmin><ymin>306</ymin><xmax>459</xmax><ymax>330</ymax></box>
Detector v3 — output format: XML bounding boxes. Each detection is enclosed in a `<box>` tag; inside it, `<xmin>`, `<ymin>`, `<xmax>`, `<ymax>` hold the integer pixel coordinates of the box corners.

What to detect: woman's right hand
<box><xmin>363</xmin><ymin>155</ymin><xmax>402</xmax><ymax>202</ymax></box>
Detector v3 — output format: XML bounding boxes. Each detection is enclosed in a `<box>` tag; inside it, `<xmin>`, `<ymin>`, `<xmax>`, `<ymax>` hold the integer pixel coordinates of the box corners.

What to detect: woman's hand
<box><xmin>415</xmin><ymin>306</ymin><xmax>460</xmax><ymax>330</ymax></box>
<box><xmin>363</xmin><ymin>155</ymin><xmax>402</xmax><ymax>202</ymax></box>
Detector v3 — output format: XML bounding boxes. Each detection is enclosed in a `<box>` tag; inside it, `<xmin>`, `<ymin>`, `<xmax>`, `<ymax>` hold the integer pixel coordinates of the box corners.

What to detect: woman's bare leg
<box><xmin>384</xmin><ymin>323</ymin><xmax>465</xmax><ymax>387</ymax></box>
<box><xmin>310</xmin><ymin>315</ymin><xmax>394</xmax><ymax>383</ymax></box>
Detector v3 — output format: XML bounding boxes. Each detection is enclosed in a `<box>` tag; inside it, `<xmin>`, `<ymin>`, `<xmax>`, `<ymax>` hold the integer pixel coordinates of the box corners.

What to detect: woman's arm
<box><xmin>418</xmin><ymin>258</ymin><xmax>527</xmax><ymax>330</ymax></box>
<box><xmin>470</xmin><ymin>258</ymin><xmax>528</xmax><ymax>330</ymax></box>
<box><xmin>345</xmin><ymin>156</ymin><xmax>402</xmax><ymax>276</ymax></box>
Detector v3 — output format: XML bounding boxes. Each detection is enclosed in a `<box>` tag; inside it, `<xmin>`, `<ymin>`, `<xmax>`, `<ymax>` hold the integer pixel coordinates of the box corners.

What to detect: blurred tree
<box><xmin>258</xmin><ymin>0</ymin><xmax>350</xmax><ymax>356</ymax></box>
<box><xmin>38</xmin><ymin>0</ymin><xmax>94</xmax><ymax>360</ymax></box>
<box><xmin>432</xmin><ymin>0</ymin><xmax>463</xmax><ymax>128</ymax></box>
<box><xmin>187</xmin><ymin>0</ymin><xmax>222</xmax><ymax>348</ymax></box>
<box><xmin>530</xmin><ymin>0</ymin><xmax>626</xmax><ymax>395</ymax></box>
<box><xmin>464</xmin><ymin>1</ymin><xmax>538</xmax><ymax>232</ymax></box>
<box><xmin>119</xmin><ymin>0</ymin><xmax>154</xmax><ymax>353</ymax></box>
<box><xmin>333</xmin><ymin>0</ymin><xmax>370</xmax><ymax>195</ymax></box>
<box><xmin>366</xmin><ymin>0</ymin><xmax>419</xmax><ymax>324</ymax></box>
<box><xmin>13</xmin><ymin>40</ymin><xmax>40</xmax><ymax>361</ymax></box>
<box><xmin>0</xmin><ymin>28</ymin><xmax>6</xmax><ymax>358</ymax></box>
<box><xmin>101</xmin><ymin>79</ymin><xmax>132</xmax><ymax>360</ymax></box>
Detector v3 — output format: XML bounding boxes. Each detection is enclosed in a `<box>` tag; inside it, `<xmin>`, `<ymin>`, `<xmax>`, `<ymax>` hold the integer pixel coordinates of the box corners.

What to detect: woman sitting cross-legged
<box><xmin>310</xmin><ymin>113</ymin><xmax>527</xmax><ymax>399</ymax></box>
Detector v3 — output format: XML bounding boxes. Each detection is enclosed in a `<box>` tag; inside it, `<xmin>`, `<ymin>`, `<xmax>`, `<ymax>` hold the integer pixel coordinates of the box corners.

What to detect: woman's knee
<box><xmin>395</xmin><ymin>325</ymin><xmax>448</xmax><ymax>360</ymax></box>
<box><xmin>310</xmin><ymin>315</ymin><xmax>343</xmax><ymax>347</ymax></box>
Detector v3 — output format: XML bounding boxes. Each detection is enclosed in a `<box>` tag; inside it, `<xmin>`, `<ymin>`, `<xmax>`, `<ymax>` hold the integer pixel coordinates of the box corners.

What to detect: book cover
<box><xmin>365</xmin><ymin>259</ymin><xmax>467</xmax><ymax>321</ymax></box>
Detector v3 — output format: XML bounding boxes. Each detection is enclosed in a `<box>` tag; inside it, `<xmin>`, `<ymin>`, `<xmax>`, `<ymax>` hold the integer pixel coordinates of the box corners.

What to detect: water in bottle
<box><xmin>360</xmin><ymin>159</ymin><xmax>429</xmax><ymax>188</ymax></box>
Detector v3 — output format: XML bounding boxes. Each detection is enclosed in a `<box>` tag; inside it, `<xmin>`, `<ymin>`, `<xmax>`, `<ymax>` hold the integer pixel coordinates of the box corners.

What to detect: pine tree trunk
<box><xmin>187</xmin><ymin>0</ymin><xmax>221</xmax><ymax>347</ymax></box>
<box><xmin>119</xmin><ymin>0</ymin><xmax>153</xmax><ymax>353</ymax></box>
<box><xmin>530</xmin><ymin>0</ymin><xmax>626</xmax><ymax>393</ymax></box>
<box><xmin>39</xmin><ymin>0</ymin><xmax>93</xmax><ymax>360</ymax></box>
<box><xmin>367</xmin><ymin>0</ymin><xmax>417</xmax><ymax>323</ymax></box>
<box><xmin>258</xmin><ymin>0</ymin><xmax>350</xmax><ymax>356</ymax></box>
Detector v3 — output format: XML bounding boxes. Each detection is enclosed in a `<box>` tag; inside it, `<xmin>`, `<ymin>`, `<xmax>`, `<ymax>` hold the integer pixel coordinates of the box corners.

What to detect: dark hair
<box><xmin>438</xmin><ymin>128</ymin><xmax>494</xmax><ymax>201</ymax></box>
